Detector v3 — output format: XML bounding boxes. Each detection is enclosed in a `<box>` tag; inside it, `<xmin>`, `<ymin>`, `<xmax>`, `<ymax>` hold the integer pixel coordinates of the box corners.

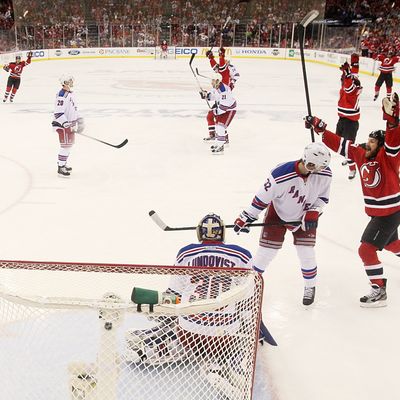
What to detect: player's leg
<box><xmin>204</xmin><ymin>110</ymin><xmax>216</xmax><ymax>141</ymax></box>
<box><xmin>125</xmin><ymin>316</ymin><xmax>185</xmax><ymax>364</ymax></box>
<box><xmin>385</xmin><ymin>74</ymin><xmax>393</xmax><ymax>99</ymax></box>
<box><xmin>210</xmin><ymin>111</ymin><xmax>236</xmax><ymax>154</ymax></box>
<box><xmin>374</xmin><ymin>73</ymin><xmax>384</xmax><ymax>100</ymax></box>
<box><xmin>252</xmin><ymin>205</ymin><xmax>286</xmax><ymax>274</ymax></box>
<box><xmin>358</xmin><ymin>213</ymin><xmax>400</xmax><ymax>307</ymax></box>
<box><xmin>3</xmin><ymin>76</ymin><xmax>13</xmax><ymax>102</ymax></box>
<box><xmin>9</xmin><ymin>78</ymin><xmax>20</xmax><ymax>102</ymax></box>
<box><xmin>293</xmin><ymin>230</ymin><xmax>317</xmax><ymax>305</ymax></box>
<box><xmin>55</xmin><ymin>127</ymin><xmax>75</xmax><ymax>177</ymax></box>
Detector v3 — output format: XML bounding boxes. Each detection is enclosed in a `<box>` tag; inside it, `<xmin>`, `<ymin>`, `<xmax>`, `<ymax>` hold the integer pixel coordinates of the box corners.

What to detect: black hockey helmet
<box><xmin>369</xmin><ymin>130</ymin><xmax>385</xmax><ymax>147</ymax></box>
<box><xmin>15</xmin><ymin>55</ymin><xmax>21</xmax><ymax>62</ymax></box>
<box><xmin>196</xmin><ymin>213</ymin><xmax>225</xmax><ymax>242</ymax></box>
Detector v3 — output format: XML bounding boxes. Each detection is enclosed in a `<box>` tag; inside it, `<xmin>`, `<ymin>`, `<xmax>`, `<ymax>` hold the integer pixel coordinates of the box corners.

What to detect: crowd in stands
<box><xmin>0</xmin><ymin>0</ymin><xmax>399</xmax><ymax>56</ymax></box>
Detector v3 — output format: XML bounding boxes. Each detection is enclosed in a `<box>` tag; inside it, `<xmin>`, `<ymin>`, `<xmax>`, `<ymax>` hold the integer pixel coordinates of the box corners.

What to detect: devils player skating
<box><xmin>2</xmin><ymin>52</ymin><xmax>32</xmax><ymax>103</ymax></box>
<box><xmin>200</xmin><ymin>73</ymin><xmax>237</xmax><ymax>154</ymax></box>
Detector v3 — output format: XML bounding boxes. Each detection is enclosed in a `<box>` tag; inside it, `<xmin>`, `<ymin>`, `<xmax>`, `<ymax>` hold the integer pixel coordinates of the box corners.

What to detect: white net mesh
<box><xmin>0</xmin><ymin>260</ymin><xmax>263</xmax><ymax>400</ymax></box>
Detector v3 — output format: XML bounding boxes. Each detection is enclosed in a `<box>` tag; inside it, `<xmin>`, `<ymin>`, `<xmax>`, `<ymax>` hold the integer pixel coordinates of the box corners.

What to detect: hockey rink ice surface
<box><xmin>0</xmin><ymin>55</ymin><xmax>399</xmax><ymax>400</ymax></box>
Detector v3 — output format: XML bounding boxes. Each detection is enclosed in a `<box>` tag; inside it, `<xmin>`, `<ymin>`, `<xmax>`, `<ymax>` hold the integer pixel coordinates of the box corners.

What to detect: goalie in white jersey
<box><xmin>51</xmin><ymin>75</ymin><xmax>84</xmax><ymax>177</ymax></box>
<box><xmin>234</xmin><ymin>142</ymin><xmax>332</xmax><ymax>306</ymax></box>
<box><xmin>125</xmin><ymin>214</ymin><xmax>255</xmax><ymax>397</ymax></box>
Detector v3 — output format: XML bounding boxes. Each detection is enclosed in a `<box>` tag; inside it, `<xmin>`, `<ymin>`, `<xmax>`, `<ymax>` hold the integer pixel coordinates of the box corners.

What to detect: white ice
<box><xmin>0</xmin><ymin>55</ymin><xmax>399</xmax><ymax>400</ymax></box>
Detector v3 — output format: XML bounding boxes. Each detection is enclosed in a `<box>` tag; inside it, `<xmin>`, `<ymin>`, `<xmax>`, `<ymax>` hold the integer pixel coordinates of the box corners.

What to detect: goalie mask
<box><xmin>302</xmin><ymin>142</ymin><xmax>331</xmax><ymax>172</ymax></box>
<box><xmin>196</xmin><ymin>213</ymin><xmax>225</xmax><ymax>242</ymax></box>
<box><xmin>59</xmin><ymin>75</ymin><xmax>74</xmax><ymax>90</ymax></box>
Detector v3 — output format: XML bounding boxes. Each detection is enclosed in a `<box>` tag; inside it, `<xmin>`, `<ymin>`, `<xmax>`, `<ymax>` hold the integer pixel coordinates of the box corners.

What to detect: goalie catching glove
<box><xmin>233</xmin><ymin>211</ymin><xmax>257</xmax><ymax>234</ymax></box>
<box><xmin>382</xmin><ymin>92</ymin><xmax>399</xmax><ymax>128</ymax></box>
<box><xmin>304</xmin><ymin>116</ymin><xmax>327</xmax><ymax>134</ymax></box>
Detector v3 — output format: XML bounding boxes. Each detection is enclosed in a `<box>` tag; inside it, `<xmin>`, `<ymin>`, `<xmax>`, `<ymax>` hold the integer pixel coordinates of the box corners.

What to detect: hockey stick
<box><xmin>77</xmin><ymin>132</ymin><xmax>128</xmax><ymax>149</ymax></box>
<box><xmin>195</xmin><ymin>67</ymin><xmax>213</xmax><ymax>80</ymax></box>
<box><xmin>259</xmin><ymin>319</ymin><xmax>277</xmax><ymax>346</ymax></box>
<box><xmin>299</xmin><ymin>10</ymin><xmax>319</xmax><ymax>143</ymax></box>
<box><xmin>189</xmin><ymin>53</ymin><xmax>212</xmax><ymax>109</ymax></box>
<box><xmin>149</xmin><ymin>210</ymin><xmax>300</xmax><ymax>231</ymax></box>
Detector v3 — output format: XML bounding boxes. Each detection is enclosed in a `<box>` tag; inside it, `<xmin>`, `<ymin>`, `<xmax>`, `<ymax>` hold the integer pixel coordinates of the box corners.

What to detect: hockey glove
<box><xmin>3</xmin><ymin>65</ymin><xmax>9</xmax><ymax>72</ymax></box>
<box><xmin>62</xmin><ymin>121</ymin><xmax>74</xmax><ymax>129</ymax></box>
<box><xmin>302</xmin><ymin>210</ymin><xmax>319</xmax><ymax>231</ymax></box>
<box><xmin>77</xmin><ymin>117</ymin><xmax>85</xmax><ymax>134</ymax></box>
<box><xmin>27</xmin><ymin>51</ymin><xmax>33</xmax><ymax>58</ymax></box>
<box><xmin>233</xmin><ymin>211</ymin><xmax>257</xmax><ymax>234</ymax></box>
<box><xmin>205</xmin><ymin>50</ymin><xmax>214</xmax><ymax>59</ymax></box>
<box><xmin>199</xmin><ymin>90</ymin><xmax>208</xmax><ymax>100</ymax></box>
<box><xmin>382</xmin><ymin>92</ymin><xmax>399</xmax><ymax>128</ymax></box>
<box><xmin>218</xmin><ymin>47</ymin><xmax>226</xmax><ymax>57</ymax></box>
<box><xmin>304</xmin><ymin>116</ymin><xmax>327</xmax><ymax>134</ymax></box>
<box><xmin>339</xmin><ymin>61</ymin><xmax>350</xmax><ymax>75</ymax></box>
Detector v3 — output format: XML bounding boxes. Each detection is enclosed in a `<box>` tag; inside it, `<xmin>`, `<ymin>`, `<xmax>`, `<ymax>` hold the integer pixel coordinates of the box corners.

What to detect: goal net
<box><xmin>155</xmin><ymin>46</ymin><xmax>176</xmax><ymax>60</ymax></box>
<box><xmin>0</xmin><ymin>260</ymin><xmax>263</xmax><ymax>400</ymax></box>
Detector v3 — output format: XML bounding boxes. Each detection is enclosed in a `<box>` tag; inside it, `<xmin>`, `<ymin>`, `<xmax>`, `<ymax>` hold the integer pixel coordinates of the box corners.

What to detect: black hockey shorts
<box><xmin>335</xmin><ymin>117</ymin><xmax>359</xmax><ymax>142</ymax></box>
<box><xmin>375</xmin><ymin>73</ymin><xmax>393</xmax><ymax>88</ymax></box>
<box><xmin>6</xmin><ymin>76</ymin><xmax>21</xmax><ymax>90</ymax></box>
<box><xmin>361</xmin><ymin>210</ymin><xmax>400</xmax><ymax>250</ymax></box>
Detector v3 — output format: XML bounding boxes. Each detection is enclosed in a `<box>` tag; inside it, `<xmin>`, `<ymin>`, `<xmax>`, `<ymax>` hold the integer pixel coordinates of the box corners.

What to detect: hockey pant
<box><xmin>55</xmin><ymin>126</ymin><xmax>75</xmax><ymax>166</ymax></box>
<box><xmin>359</xmin><ymin>211</ymin><xmax>400</xmax><ymax>285</ymax></box>
<box><xmin>4</xmin><ymin>76</ymin><xmax>20</xmax><ymax>100</ymax></box>
<box><xmin>375</xmin><ymin>73</ymin><xmax>393</xmax><ymax>97</ymax></box>
<box><xmin>253</xmin><ymin>205</ymin><xmax>317</xmax><ymax>287</ymax></box>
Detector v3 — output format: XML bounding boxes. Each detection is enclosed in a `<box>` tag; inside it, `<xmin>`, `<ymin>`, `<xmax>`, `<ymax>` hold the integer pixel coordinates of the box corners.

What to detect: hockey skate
<box><xmin>58</xmin><ymin>165</ymin><xmax>71</xmax><ymax>177</ymax></box>
<box><xmin>348</xmin><ymin>170</ymin><xmax>356</xmax><ymax>180</ymax></box>
<box><xmin>341</xmin><ymin>160</ymin><xmax>348</xmax><ymax>166</ymax></box>
<box><xmin>360</xmin><ymin>279</ymin><xmax>387</xmax><ymax>307</ymax></box>
<box><xmin>303</xmin><ymin>286</ymin><xmax>316</xmax><ymax>306</ymax></box>
<box><xmin>203</xmin><ymin>132</ymin><xmax>215</xmax><ymax>142</ymax></box>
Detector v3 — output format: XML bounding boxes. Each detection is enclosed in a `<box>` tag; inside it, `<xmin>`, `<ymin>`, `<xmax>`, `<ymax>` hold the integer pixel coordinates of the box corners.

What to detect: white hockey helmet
<box><xmin>302</xmin><ymin>142</ymin><xmax>331</xmax><ymax>172</ymax></box>
<box><xmin>210</xmin><ymin>72</ymin><xmax>222</xmax><ymax>88</ymax></box>
<box><xmin>59</xmin><ymin>75</ymin><xmax>74</xmax><ymax>90</ymax></box>
<box><xmin>196</xmin><ymin>213</ymin><xmax>225</xmax><ymax>242</ymax></box>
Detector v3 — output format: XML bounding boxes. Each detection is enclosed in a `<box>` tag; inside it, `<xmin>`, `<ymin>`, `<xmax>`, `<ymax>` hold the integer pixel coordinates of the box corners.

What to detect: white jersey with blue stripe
<box><xmin>245</xmin><ymin>160</ymin><xmax>332</xmax><ymax>223</ymax></box>
<box><xmin>53</xmin><ymin>89</ymin><xmax>80</xmax><ymax>127</ymax></box>
<box><xmin>169</xmin><ymin>242</ymin><xmax>252</xmax><ymax>336</ymax></box>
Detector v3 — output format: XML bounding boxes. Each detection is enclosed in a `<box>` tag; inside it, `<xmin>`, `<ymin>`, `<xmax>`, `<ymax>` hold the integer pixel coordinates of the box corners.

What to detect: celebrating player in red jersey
<box><xmin>337</xmin><ymin>61</ymin><xmax>362</xmax><ymax>179</ymax></box>
<box><xmin>2</xmin><ymin>52</ymin><xmax>32</xmax><ymax>103</ymax></box>
<box><xmin>373</xmin><ymin>52</ymin><xmax>400</xmax><ymax>101</ymax></box>
<box><xmin>305</xmin><ymin>93</ymin><xmax>400</xmax><ymax>308</ymax></box>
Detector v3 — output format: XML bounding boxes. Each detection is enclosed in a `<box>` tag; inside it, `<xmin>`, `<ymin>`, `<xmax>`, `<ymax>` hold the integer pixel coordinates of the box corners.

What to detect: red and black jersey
<box><xmin>161</xmin><ymin>43</ymin><xmax>168</xmax><ymax>51</ymax></box>
<box><xmin>3</xmin><ymin>58</ymin><xmax>31</xmax><ymax>79</ymax></box>
<box><xmin>208</xmin><ymin>55</ymin><xmax>230</xmax><ymax>86</ymax></box>
<box><xmin>376</xmin><ymin>54</ymin><xmax>400</xmax><ymax>74</ymax></box>
<box><xmin>322</xmin><ymin>127</ymin><xmax>400</xmax><ymax>217</ymax></box>
<box><xmin>338</xmin><ymin>75</ymin><xmax>362</xmax><ymax>121</ymax></box>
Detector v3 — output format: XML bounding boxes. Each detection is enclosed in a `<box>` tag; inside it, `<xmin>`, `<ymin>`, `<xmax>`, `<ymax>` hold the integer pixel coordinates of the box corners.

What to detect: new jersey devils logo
<box><xmin>360</xmin><ymin>161</ymin><xmax>382</xmax><ymax>188</ymax></box>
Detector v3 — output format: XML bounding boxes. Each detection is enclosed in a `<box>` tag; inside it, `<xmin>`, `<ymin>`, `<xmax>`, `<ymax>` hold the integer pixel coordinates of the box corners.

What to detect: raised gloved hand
<box><xmin>27</xmin><ymin>51</ymin><xmax>33</xmax><ymax>58</ymax></box>
<box><xmin>382</xmin><ymin>92</ymin><xmax>399</xmax><ymax>127</ymax></box>
<box><xmin>302</xmin><ymin>210</ymin><xmax>319</xmax><ymax>231</ymax></box>
<box><xmin>233</xmin><ymin>211</ymin><xmax>257</xmax><ymax>234</ymax></box>
<box><xmin>340</xmin><ymin>61</ymin><xmax>351</xmax><ymax>77</ymax></box>
<box><xmin>3</xmin><ymin>65</ymin><xmax>9</xmax><ymax>72</ymax></box>
<box><xmin>77</xmin><ymin>117</ymin><xmax>85</xmax><ymax>133</ymax></box>
<box><xmin>199</xmin><ymin>90</ymin><xmax>208</xmax><ymax>99</ymax></box>
<box><xmin>218</xmin><ymin>47</ymin><xmax>225</xmax><ymax>57</ymax></box>
<box><xmin>304</xmin><ymin>116</ymin><xmax>327</xmax><ymax>134</ymax></box>
<box><xmin>205</xmin><ymin>50</ymin><xmax>214</xmax><ymax>59</ymax></box>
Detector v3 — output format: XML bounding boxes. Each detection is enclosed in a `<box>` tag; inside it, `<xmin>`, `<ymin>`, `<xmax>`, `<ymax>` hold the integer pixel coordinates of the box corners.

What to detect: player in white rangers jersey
<box><xmin>51</xmin><ymin>75</ymin><xmax>84</xmax><ymax>177</ymax></box>
<box><xmin>234</xmin><ymin>142</ymin><xmax>332</xmax><ymax>305</ymax></box>
<box><xmin>200</xmin><ymin>73</ymin><xmax>237</xmax><ymax>154</ymax></box>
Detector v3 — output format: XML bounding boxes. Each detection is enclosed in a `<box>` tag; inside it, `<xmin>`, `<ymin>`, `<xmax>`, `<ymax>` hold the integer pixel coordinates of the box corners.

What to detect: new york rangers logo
<box><xmin>360</xmin><ymin>161</ymin><xmax>382</xmax><ymax>188</ymax></box>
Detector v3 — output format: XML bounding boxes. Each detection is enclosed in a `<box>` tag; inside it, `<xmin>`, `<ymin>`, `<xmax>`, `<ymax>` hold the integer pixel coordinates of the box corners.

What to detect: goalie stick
<box><xmin>149</xmin><ymin>210</ymin><xmax>300</xmax><ymax>231</ymax></box>
<box><xmin>189</xmin><ymin>53</ymin><xmax>212</xmax><ymax>109</ymax></box>
<box><xmin>77</xmin><ymin>132</ymin><xmax>128</xmax><ymax>149</ymax></box>
<box><xmin>298</xmin><ymin>10</ymin><xmax>319</xmax><ymax>142</ymax></box>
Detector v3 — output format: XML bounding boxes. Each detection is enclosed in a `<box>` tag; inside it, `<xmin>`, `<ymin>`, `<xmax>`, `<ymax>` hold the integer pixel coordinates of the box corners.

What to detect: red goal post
<box><xmin>0</xmin><ymin>260</ymin><xmax>263</xmax><ymax>400</ymax></box>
